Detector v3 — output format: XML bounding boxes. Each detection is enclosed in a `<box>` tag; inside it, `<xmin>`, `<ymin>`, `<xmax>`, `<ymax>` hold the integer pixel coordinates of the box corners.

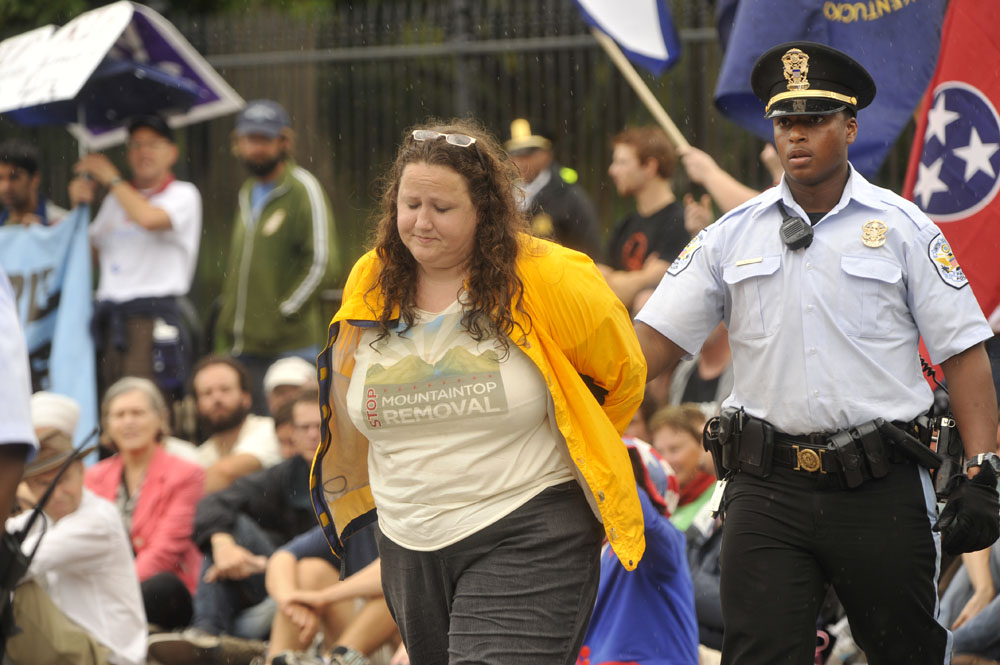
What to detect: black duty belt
<box><xmin>703</xmin><ymin>408</ymin><xmax>941</xmax><ymax>489</ymax></box>
<box><xmin>771</xmin><ymin>437</ymin><xmax>842</xmax><ymax>475</ymax></box>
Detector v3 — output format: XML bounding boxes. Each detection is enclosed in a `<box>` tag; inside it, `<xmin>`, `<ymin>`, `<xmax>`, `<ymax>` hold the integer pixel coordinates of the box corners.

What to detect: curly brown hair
<box><xmin>368</xmin><ymin>118</ymin><xmax>531</xmax><ymax>356</ymax></box>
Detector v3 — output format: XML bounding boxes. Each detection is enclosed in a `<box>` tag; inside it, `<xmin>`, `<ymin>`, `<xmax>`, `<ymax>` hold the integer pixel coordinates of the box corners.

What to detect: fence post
<box><xmin>451</xmin><ymin>0</ymin><xmax>471</xmax><ymax>115</ymax></box>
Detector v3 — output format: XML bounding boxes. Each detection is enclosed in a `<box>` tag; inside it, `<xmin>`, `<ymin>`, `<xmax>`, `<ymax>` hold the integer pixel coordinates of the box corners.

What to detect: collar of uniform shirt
<box><xmin>751</xmin><ymin>163</ymin><xmax>890</xmax><ymax>224</ymax></box>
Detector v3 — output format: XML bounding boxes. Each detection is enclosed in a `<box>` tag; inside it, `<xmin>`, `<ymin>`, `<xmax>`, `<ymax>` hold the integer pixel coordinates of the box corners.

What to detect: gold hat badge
<box><xmin>782</xmin><ymin>48</ymin><xmax>810</xmax><ymax>91</ymax></box>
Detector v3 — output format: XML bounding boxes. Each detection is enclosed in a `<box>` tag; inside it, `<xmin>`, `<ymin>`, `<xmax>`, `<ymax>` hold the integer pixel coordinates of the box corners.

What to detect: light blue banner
<box><xmin>0</xmin><ymin>206</ymin><xmax>98</xmax><ymax>453</ymax></box>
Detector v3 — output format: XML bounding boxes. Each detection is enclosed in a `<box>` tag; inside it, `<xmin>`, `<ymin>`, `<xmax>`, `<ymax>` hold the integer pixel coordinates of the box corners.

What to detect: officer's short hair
<box><xmin>0</xmin><ymin>139</ymin><xmax>40</xmax><ymax>176</ymax></box>
<box><xmin>612</xmin><ymin>126</ymin><xmax>676</xmax><ymax>180</ymax></box>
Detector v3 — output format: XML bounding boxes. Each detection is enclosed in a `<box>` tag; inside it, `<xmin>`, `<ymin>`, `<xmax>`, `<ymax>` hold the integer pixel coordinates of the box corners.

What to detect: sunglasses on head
<box><xmin>411</xmin><ymin>129</ymin><xmax>487</xmax><ymax>169</ymax></box>
<box><xmin>411</xmin><ymin>129</ymin><xmax>478</xmax><ymax>147</ymax></box>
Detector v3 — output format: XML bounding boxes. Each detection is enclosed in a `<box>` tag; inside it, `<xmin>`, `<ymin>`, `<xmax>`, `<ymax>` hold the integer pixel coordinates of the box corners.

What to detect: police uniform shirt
<box><xmin>0</xmin><ymin>267</ymin><xmax>38</xmax><ymax>457</ymax></box>
<box><xmin>636</xmin><ymin>164</ymin><xmax>993</xmax><ymax>435</ymax></box>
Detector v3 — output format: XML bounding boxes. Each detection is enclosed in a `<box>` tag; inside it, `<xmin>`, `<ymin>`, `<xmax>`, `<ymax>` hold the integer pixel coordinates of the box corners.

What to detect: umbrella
<box><xmin>0</xmin><ymin>1</ymin><xmax>243</xmax><ymax>150</ymax></box>
<box><xmin>6</xmin><ymin>59</ymin><xmax>202</xmax><ymax>130</ymax></box>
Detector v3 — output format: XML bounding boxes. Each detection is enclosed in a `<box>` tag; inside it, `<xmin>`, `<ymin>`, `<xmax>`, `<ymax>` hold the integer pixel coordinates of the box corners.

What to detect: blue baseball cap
<box><xmin>236</xmin><ymin>99</ymin><xmax>291</xmax><ymax>137</ymax></box>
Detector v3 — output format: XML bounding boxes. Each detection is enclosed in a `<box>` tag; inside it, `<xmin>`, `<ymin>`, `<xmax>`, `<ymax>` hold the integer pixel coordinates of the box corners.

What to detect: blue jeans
<box><xmin>939</xmin><ymin>542</ymin><xmax>1000</xmax><ymax>658</ymax></box>
<box><xmin>377</xmin><ymin>481</ymin><xmax>603</xmax><ymax>665</ymax></box>
<box><xmin>192</xmin><ymin>514</ymin><xmax>278</xmax><ymax>638</ymax></box>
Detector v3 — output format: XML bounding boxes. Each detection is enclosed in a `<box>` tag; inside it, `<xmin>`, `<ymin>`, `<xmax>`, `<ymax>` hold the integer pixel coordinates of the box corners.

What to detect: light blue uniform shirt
<box><xmin>637</xmin><ymin>165</ymin><xmax>992</xmax><ymax>435</ymax></box>
<box><xmin>0</xmin><ymin>267</ymin><xmax>39</xmax><ymax>459</ymax></box>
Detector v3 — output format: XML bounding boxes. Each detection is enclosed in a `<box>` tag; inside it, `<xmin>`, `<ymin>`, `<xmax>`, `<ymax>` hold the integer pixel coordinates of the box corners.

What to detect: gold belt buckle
<box><xmin>793</xmin><ymin>445</ymin><xmax>826</xmax><ymax>474</ymax></box>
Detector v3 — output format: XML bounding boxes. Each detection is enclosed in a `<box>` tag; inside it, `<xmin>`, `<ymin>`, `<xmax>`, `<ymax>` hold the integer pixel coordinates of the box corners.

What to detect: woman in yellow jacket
<box><xmin>310</xmin><ymin>120</ymin><xmax>646</xmax><ymax>665</ymax></box>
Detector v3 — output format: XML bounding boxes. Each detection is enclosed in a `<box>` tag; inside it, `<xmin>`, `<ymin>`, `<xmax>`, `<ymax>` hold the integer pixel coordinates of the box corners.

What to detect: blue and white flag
<box><xmin>714</xmin><ymin>0</ymin><xmax>946</xmax><ymax>177</ymax></box>
<box><xmin>575</xmin><ymin>0</ymin><xmax>682</xmax><ymax>75</ymax></box>
<box><xmin>0</xmin><ymin>207</ymin><xmax>97</xmax><ymax>449</ymax></box>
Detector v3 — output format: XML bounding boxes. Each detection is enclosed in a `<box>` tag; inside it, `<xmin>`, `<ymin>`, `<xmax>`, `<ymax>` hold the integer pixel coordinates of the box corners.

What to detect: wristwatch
<box><xmin>965</xmin><ymin>452</ymin><xmax>1000</xmax><ymax>474</ymax></box>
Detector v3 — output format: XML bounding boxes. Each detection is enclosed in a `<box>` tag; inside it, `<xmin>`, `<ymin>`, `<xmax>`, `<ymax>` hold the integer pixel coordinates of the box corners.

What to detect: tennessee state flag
<box><xmin>903</xmin><ymin>0</ymin><xmax>1000</xmax><ymax>328</ymax></box>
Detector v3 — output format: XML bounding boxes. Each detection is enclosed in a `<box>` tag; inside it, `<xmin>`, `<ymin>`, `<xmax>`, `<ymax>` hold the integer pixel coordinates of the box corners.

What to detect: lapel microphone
<box><xmin>777</xmin><ymin>200</ymin><xmax>813</xmax><ymax>250</ymax></box>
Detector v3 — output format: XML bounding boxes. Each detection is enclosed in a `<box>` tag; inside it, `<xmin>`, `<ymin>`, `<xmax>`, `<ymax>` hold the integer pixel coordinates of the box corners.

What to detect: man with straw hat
<box><xmin>4</xmin><ymin>392</ymin><xmax>147</xmax><ymax>665</ymax></box>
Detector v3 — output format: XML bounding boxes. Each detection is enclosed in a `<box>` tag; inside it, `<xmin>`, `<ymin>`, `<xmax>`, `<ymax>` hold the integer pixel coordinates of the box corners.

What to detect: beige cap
<box><xmin>30</xmin><ymin>391</ymin><xmax>80</xmax><ymax>438</ymax></box>
<box><xmin>26</xmin><ymin>392</ymin><xmax>93</xmax><ymax>478</ymax></box>
<box><xmin>263</xmin><ymin>357</ymin><xmax>316</xmax><ymax>395</ymax></box>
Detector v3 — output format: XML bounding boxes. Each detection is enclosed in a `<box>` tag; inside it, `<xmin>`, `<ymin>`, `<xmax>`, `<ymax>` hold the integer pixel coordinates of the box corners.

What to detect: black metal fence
<box><xmin>2</xmin><ymin>0</ymin><xmax>915</xmax><ymax>315</ymax></box>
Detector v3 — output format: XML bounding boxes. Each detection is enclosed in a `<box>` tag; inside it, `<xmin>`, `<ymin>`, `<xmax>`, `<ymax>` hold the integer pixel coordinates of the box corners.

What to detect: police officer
<box><xmin>635</xmin><ymin>41</ymin><xmax>1000</xmax><ymax>664</ymax></box>
<box><xmin>505</xmin><ymin>119</ymin><xmax>602</xmax><ymax>259</ymax></box>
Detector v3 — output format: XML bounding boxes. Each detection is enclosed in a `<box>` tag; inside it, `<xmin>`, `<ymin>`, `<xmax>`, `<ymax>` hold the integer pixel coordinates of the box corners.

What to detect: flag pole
<box><xmin>591</xmin><ymin>28</ymin><xmax>690</xmax><ymax>151</ymax></box>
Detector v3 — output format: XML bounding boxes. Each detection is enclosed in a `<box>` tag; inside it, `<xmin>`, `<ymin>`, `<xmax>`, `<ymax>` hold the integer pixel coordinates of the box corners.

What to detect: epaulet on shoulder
<box><xmin>877</xmin><ymin>191</ymin><xmax>934</xmax><ymax>232</ymax></box>
<box><xmin>712</xmin><ymin>188</ymin><xmax>772</xmax><ymax>228</ymax></box>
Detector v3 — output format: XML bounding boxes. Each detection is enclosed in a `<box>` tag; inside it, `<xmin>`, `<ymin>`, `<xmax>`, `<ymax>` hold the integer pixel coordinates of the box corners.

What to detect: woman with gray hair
<box><xmin>85</xmin><ymin>376</ymin><xmax>205</xmax><ymax>630</ymax></box>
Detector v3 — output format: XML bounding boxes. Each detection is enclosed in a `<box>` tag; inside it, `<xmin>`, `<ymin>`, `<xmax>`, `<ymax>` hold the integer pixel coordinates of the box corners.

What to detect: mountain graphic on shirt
<box><xmin>433</xmin><ymin>347</ymin><xmax>499</xmax><ymax>376</ymax></box>
<box><xmin>366</xmin><ymin>356</ymin><xmax>434</xmax><ymax>384</ymax></box>
<box><xmin>365</xmin><ymin>347</ymin><xmax>500</xmax><ymax>385</ymax></box>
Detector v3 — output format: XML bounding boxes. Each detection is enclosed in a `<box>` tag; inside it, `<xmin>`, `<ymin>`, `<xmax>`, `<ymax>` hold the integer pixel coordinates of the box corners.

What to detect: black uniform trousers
<box><xmin>719</xmin><ymin>460</ymin><xmax>949</xmax><ymax>664</ymax></box>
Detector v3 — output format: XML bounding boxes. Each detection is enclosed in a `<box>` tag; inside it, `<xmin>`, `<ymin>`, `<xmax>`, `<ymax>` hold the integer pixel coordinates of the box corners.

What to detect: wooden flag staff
<box><xmin>590</xmin><ymin>27</ymin><xmax>690</xmax><ymax>151</ymax></box>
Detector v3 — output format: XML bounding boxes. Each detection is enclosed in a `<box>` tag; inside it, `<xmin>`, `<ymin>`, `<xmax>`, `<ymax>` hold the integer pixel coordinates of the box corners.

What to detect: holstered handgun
<box><xmin>703</xmin><ymin>418</ymin><xmax>728</xmax><ymax>479</ymax></box>
<box><xmin>828</xmin><ymin>430</ymin><xmax>865</xmax><ymax>488</ymax></box>
<box><xmin>703</xmin><ymin>407</ymin><xmax>743</xmax><ymax>478</ymax></box>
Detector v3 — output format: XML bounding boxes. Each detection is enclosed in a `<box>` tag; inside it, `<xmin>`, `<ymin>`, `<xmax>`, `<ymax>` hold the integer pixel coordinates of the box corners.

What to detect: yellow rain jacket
<box><xmin>309</xmin><ymin>236</ymin><xmax>647</xmax><ymax>570</ymax></box>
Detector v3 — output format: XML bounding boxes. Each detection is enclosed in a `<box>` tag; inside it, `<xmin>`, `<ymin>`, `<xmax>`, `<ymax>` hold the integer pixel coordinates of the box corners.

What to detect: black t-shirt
<box><xmin>605</xmin><ymin>201</ymin><xmax>688</xmax><ymax>271</ymax></box>
<box><xmin>681</xmin><ymin>369</ymin><xmax>721</xmax><ymax>405</ymax></box>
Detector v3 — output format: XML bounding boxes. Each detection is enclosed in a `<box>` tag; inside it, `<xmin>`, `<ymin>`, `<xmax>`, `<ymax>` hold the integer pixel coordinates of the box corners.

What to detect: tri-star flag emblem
<box><xmin>912</xmin><ymin>82</ymin><xmax>1000</xmax><ymax>221</ymax></box>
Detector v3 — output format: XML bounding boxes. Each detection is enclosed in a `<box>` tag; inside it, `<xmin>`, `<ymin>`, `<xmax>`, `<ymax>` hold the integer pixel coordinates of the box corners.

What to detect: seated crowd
<box><xmin>6</xmin><ymin>115</ymin><xmax>999</xmax><ymax>665</ymax></box>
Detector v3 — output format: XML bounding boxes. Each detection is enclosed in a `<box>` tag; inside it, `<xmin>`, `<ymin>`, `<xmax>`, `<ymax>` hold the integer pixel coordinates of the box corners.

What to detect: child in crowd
<box><xmin>578</xmin><ymin>438</ymin><xmax>699</xmax><ymax>665</ymax></box>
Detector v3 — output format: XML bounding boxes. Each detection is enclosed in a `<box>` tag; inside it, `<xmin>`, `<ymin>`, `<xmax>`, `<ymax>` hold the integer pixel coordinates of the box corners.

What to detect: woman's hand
<box><xmin>285</xmin><ymin>588</ymin><xmax>330</xmax><ymax>610</ymax></box>
<box><xmin>282</xmin><ymin>601</ymin><xmax>320</xmax><ymax>645</ymax></box>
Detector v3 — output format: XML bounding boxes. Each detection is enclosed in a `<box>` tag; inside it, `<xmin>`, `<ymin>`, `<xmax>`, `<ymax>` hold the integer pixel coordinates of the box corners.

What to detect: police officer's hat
<box><xmin>505</xmin><ymin>119</ymin><xmax>552</xmax><ymax>155</ymax></box>
<box><xmin>750</xmin><ymin>41</ymin><xmax>876</xmax><ymax>118</ymax></box>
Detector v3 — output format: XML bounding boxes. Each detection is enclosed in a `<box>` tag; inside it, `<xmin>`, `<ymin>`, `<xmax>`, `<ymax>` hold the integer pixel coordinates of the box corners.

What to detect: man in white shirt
<box><xmin>6</xmin><ymin>393</ymin><xmax>146</xmax><ymax>665</ymax></box>
<box><xmin>70</xmin><ymin>114</ymin><xmax>202</xmax><ymax>400</ymax></box>
<box><xmin>193</xmin><ymin>355</ymin><xmax>282</xmax><ymax>493</ymax></box>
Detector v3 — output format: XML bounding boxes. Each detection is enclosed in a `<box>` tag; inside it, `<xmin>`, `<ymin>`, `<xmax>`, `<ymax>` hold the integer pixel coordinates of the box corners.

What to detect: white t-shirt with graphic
<box><xmin>347</xmin><ymin>299</ymin><xmax>575</xmax><ymax>551</ymax></box>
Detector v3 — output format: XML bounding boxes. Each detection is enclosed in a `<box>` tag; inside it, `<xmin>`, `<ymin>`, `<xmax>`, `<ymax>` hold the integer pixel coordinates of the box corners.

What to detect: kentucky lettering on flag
<box><xmin>903</xmin><ymin>0</ymin><xmax>1000</xmax><ymax>328</ymax></box>
<box><xmin>714</xmin><ymin>0</ymin><xmax>946</xmax><ymax>177</ymax></box>
<box><xmin>0</xmin><ymin>206</ymin><xmax>98</xmax><ymax>449</ymax></box>
<box><xmin>574</xmin><ymin>0</ymin><xmax>681</xmax><ymax>75</ymax></box>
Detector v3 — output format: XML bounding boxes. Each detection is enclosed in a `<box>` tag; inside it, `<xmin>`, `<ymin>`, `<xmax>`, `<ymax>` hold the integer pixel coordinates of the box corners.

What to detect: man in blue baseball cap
<box><xmin>216</xmin><ymin>100</ymin><xmax>340</xmax><ymax>414</ymax></box>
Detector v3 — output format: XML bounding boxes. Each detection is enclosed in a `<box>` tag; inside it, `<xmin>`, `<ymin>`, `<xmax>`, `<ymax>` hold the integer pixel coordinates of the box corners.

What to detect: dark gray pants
<box><xmin>377</xmin><ymin>481</ymin><xmax>603</xmax><ymax>665</ymax></box>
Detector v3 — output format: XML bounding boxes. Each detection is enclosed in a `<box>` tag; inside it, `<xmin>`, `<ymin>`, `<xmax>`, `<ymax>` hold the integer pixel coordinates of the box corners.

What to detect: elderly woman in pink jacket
<box><xmin>85</xmin><ymin>377</ymin><xmax>204</xmax><ymax>630</ymax></box>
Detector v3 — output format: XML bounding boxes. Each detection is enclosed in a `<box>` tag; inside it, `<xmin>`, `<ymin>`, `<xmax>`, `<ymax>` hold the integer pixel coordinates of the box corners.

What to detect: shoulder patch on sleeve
<box><xmin>667</xmin><ymin>232</ymin><xmax>704</xmax><ymax>276</ymax></box>
<box><xmin>928</xmin><ymin>233</ymin><xmax>968</xmax><ymax>289</ymax></box>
